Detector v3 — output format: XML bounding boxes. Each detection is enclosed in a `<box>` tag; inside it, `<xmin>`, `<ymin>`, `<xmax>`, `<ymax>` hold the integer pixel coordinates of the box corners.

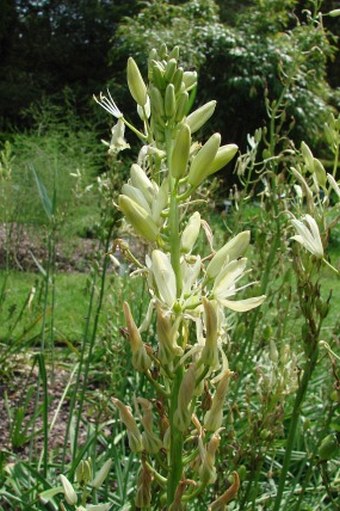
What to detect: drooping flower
<box><xmin>291</xmin><ymin>214</ymin><xmax>324</xmax><ymax>258</ymax></box>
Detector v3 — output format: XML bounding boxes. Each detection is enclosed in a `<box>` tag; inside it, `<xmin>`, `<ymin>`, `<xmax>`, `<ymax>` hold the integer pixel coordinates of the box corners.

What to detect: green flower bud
<box><xmin>206</xmin><ymin>231</ymin><xmax>250</xmax><ymax>279</ymax></box>
<box><xmin>172</xmin><ymin>67</ymin><xmax>184</xmax><ymax>92</ymax></box>
<box><xmin>168</xmin><ymin>45</ymin><xmax>180</xmax><ymax>60</ymax></box>
<box><xmin>301</xmin><ymin>141</ymin><xmax>314</xmax><ymax>172</ymax></box>
<box><xmin>123</xmin><ymin>302</ymin><xmax>151</xmax><ymax>372</ymax></box>
<box><xmin>119</xmin><ymin>195</ymin><xmax>159</xmax><ymax>242</ymax></box>
<box><xmin>112</xmin><ymin>398</ymin><xmax>143</xmax><ymax>453</ymax></box>
<box><xmin>151</xmin><ymin>60</ymin><xmax>166</xmax><ymax>90</ymax></box>
<box><xmin>329</xmin><ymin>8</ymin><xmax>340</xmax><ymax>16</ymax></box>
<box><xmin>130</xmin><ymin>164</ymin><xmax>155</xmax><ymax>203</ymax></box>
<box><xmin>175</xmin><ymin>91</ymin><xmax>190</xmax><ymax>122</ymax></box>
<box><xmin>165</xmin><ymin>58</ymin><xmax>177</xmax><ymax>82</ymax></box>
<box><xmin>60</xmin><ymin>475</ymin><xmax>77</xmax><ymax>506</ymax></box>
<box><xmin>170</xmin><ymin>123</ymin><xmax>191</xmax><ymax>179</ymax></box>
<box><xmin>91</xmin><ymin>459</ymin><xmax>112</xmax><ymax>489</ymax></box>
<box><xmin>127</xmin><ymin>57</ymin><xmax>148</xmax><ymax>107</ymax></box>
<box><xmin>188</xmin><ymin>133</ymin><xmax>221</xmax><ymax>187</ymax></box>
<box><xmin>183</xmin><ymin>71</ymin><xmax>197</xmax><ymax>91</ymax></box>
<box><xmin>186</xmin><ymin>100</ymin><xmax>216</xmax><ymax>134</ymax></box>
<box><xmin>313</xmin><ymin>158</ymin><xmax>327</xmax><ymax>187</ymax></box>
<box><xmin>180</xmin><ymin>211</ymin><xmax>201</xmax><ymax>253</ymax></box>
<box><xmin>122</xmin><ymin>183</ymin><xmax>151</xmax><ymax>213</ymax></box>
<box><xmin>207</xmin><ymin>144</ymin><xmax>238</xmax><ymax>176</ymax></box>
<box><xmin>149</xmin><ymin>85</ymin><xmax>165</xmax><ymax>119</ymax></box>
<box><xmin>164</xmin><ymin>83</ymin><xmax>176</xmax><ymax>119</ymax></box>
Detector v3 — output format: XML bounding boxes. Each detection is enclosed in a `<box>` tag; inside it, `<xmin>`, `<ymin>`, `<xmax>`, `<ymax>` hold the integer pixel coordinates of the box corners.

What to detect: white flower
<box><xmin>151</xmin><ymin>250</ymin><xmax>177</xmax><ymax>308</ymax></box>
<box><xmin>93</xmin><ymin>89</ymin><xmax>123</xmax><ymax>118</ymax></box>
<box><xmin>106</xmin><ymin>119</ymin><xmax>130</xmax><ymax>155</ymax></box>
<box><xmin>291</xmin><ymin>214</ymin><xmax>324</xmax><ymax>258</ymax></box>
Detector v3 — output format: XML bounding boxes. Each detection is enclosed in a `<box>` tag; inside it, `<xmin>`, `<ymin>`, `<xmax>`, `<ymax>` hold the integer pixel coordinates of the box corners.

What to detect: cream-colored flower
<box><xmin>291</xmin><ymin>214</ymin><xmax>324</xmax><ymax>258</ymax></box>
<box><xmin>93</xmin><ymin>89</ymin><xmax>123</xmax><ymax>118</ymax></box>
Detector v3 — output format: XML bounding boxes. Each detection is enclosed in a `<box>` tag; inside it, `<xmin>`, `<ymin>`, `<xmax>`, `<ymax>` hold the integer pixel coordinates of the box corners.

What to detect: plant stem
<box><xmin>272</xmin><ymin>345</ymin><xmax>319</xmax><ymax>511</ymax></box>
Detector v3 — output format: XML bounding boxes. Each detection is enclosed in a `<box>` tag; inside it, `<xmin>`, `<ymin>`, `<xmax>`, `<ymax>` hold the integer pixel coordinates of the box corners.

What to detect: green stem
<box><xmin>167</xmin><ymin>365</ymin><xmax>184</xmax><ymax>506</ymax></box>
<box><xmin>272</xmin><ymin>345</ymin><xmax>319</xmax><ymax>511</ymax></box>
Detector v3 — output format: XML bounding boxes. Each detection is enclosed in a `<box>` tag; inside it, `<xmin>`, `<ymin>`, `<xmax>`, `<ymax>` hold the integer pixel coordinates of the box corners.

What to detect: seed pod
<box><xmin>175</xmin><ymin>91</ymin><xmax>189</xmax><ymax>122</ymax></box>
<box><xmin>188</xmin><ymin>133</ymin><xmax>221</xmax><ymax>188</ymax></box>
<box><xmin>127</xmin><ymin>57</ymin><xmax>147</xmax><ymax>107</ymax></box>
<box><xmin>119</xmin><ymin>195</ymin><xmax>159</xmax><ymax>242</ymax></box>
<box><xmin>206</xmin><ymin>231</ymin><xmax>250</xmax><ymax>279</ymax></box>
<box><xmin>164</xmin><ymin>83</ymin><xmax>176</xmax><ymax>119</ymax></box>
<box><xmin>186</xmin><ymin>100</ymin><xmax>216</xmax><ymax>134</ymax></box>
<box><xmin>170</xmin><ymin>123</ymin><xmax>191</xmax><ymax>179</ymax></box>
<box><xmin>207</xmin><ymin>144</ymin><xmax>238</xmax><ymax>176</ymax></box>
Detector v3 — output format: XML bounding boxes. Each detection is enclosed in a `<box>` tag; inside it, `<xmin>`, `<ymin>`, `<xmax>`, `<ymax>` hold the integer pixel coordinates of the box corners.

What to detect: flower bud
<box><xmin>149</xmin><ymin>85</ymin><xmax>165</xmax><ymax>119</ymax></box>
<box><xmin>329</xmin><ymin>8</ymin><xmax>340</xmax><ymax>16</ymax></box>
<box><xmin>313</xmin><ymin>158</ymin><xmax>327</xmax><ymax>187</ymax></box>
<box><xmin>207</xmin><ymin>144</ymin><xmax>238</xmax><ymax>176</ymax></box>
<box><xmin>164</xmin><ymin>83</ymin><xmax>176</xmax><ymax>118</ymax></box>
<box><xmin>60</xmin><ymin>475</ymin><xmax>77</xmax><ymax>506</ymax></box>
<box><xmin>122</xmin><ymin>183</ymin><xmax>151</xmax><ymax>213</ymax></box>
<box><xmin>91</xmin><ymin>459</ymin><xmax>112</xmax><ymax>489</ymax></box>
<box><xmin>170</xmin><ymin>123</ymin><xmax>191</xmax><ymax>179</ymax></box>
<box><xmin>135</xmin><ymin>461</ymin><xmax>153</xmax><ymax>508</ymax></box>
<box><xmin>168</xmin><ymin>45</ymin><xmax>180</xmax><ymax>60</ymax></box>
<box><xmin>151</xmin><ymin>178</ymin><xmax>169</xmax><ymax>225</ymax></box>
<box><xmin>186</xmin><ymin>100</ymin><xmax>216</xmax><ymax>134</ymax></box>
<box><xmin>112</xmin><ymin>398</ymin><xmax>143</xmax><ymax>453</ymax></box>
<box><xmin>151</xmin><ymin>60</ymin><xmax>166</xmax><ymax>90</ymax></box>
<box><xmin>151</xmin><ymin>250</ymin><xmax>177</xmax><ymax>308</ymax></box>
<box><xmin>180</xmin><ymin>211</ymin><xmax>201</xmax><ymax>253</ymax></box>
<box><xmin>172</xmin><ymin>67</ymin><xmax>184</xmax><ymax>92</ymax></box>
<box><xmin>200</xmin><ymin>298</ymin><xmax>219</xmax><ymax>369</ymax></box>
<box><xmin>188</xmin><ymin>133</ymin><xmax>221</xmax><ymax>187</ymax></box>
<box><xmin>174</xmin><ymin>364</ymin><xmax>196</xmax><ymax>431</ymax></box>
<box><xmin>130</xmin><ymin>164</ymin><xmax>155</xmax><ymax>204</ymax></box>
<box><xmin>175</xmin><ymin>91</ymin><xmax>189</xmax><ymax>122</ymax></box>
<box><xmin>206</xmin><ymin>231</ymin><xmax>250</xmax><ymax>279</ymax></box>
<box><xmin>138</xmin><ymin>398</ymin><xmax>163</xmax><ymax>454</ymax></box>
<box><xmin>301</xmin><ymin>141</ymin><xmax>314</xmax><ymax>172</ymax></box>
<box><xmin>127</xmin><ymin>57</ymin><xmax>148</xmax><ymax>106</ymax></box>
<box><xmin>119</xmin><ymin>195</ymin><xmax>159</xmax><ymax>242</ymax></box>
<box><xmin>123</xmin><ymin>302</ymin><xmax>151</xmax><ymax>372</ymax></box>
<box><xmin>183</xmin><ymin>71</ymin><xmax>197</xmax><ymax>90</ymax></box>
<box><xmin>204</xmin><ymin>370</ymin><xmax>232</xmax><ymax>431</ymax></box>
<box><xmin>165</xmin><ymin>58</ymin><xmax>177</xmax><ymax>82</ymax></box>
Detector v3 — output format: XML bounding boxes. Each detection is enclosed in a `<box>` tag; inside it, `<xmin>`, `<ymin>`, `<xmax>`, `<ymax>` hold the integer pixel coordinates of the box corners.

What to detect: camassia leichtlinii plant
<box><xmin>95</xmin><ymin>45</ymin><xmax>265</xmax><ymax>509</ymax></box>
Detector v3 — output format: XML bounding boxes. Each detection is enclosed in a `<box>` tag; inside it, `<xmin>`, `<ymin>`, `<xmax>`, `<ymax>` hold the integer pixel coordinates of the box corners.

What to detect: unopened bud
<box><xmin>207</xmin><ymin>144</ymin><xmax>238</xmax><ymax>176</ymax></box>
<box><xmin>186</xmin><ymin>100</ymin><xmax>216</xmax><ymax>134</ymax></box>
<box><xmin>151</xmin><ymin>61</ymin><xmax>166</xmax><ymax>90</ymax></box>
<box><xmin>130</xmin><ymin>164</ymin><xmax>155</xmax><ymax>204</ymax></box>
<box><xmin>112</xmin><ymin>398</ymin><xmax>143</xmax><ymax>453</ymax></box>
<box><xmin>168</xmin><ymin>45</ymin><xmax>180</xmax><ymax>60</ymax></box>
<box><xmin>151</xmin><ymin>250</ymin><xmax>177</xmax><ymax>308</ymax></box>
<box><xmin>149</xmin><ymin>85</ymin><xmax>165</xmax><ymax>119</ymax></box>
<box><xmin>172</xmin><ymin>67</ymin><xmax>184</xmax><ymax>92</ymax></box>
<box><xmin>204</xmin><ymin>370</ymin><xmax>232</xmax><ymax>431</ymax></box>
<box><xmin>165</xmin><ymin>58</ymin><xmax>177</xmax><ymax>82</ymax></box>
<box><xmin>174</xmin><ymin>364</ymin><xmax>196</xmax><ymax>431</ymax></box>
<box><xmin>122</xmin><ymin>183</ymin><xmax>151</xmax><ymax>213</ymax></box>
<box><xmin>170</xmin><ymin>123</ymin><xmax>191</xmax><ymax>179</ymax></box>
<box><xmin>183</xmin><ymin>71</ymin><xmax>197</xmax><ymax>91</ymax></box>
<box><xmin>301</xmin><ymin>142</ymin><xmax>314</xmax><ymax>172</ymax></box>
<box><xmin>181</xmin><ymin>211</ymin><xmax>201</xmax><ymax>253</ymax></box>
<box><xmin>60</xmin><ymin>475</ymin><xmax>77</xmax><ymax>506</ymax></box>
<box><xmin>313</xmin><ymin>158</ymin><xmax>327</xmax><ymax>187</ymax></box>
<box><xmin>123</xmin><ymin>302</ymin><xmax>151</xmax><ymax>372</ymax></box>
<box><xmin>164</xmin><ymin>83</ymin><xmax>176</xmax><ymax>118</ymax></box>
<box><xmin>188</xmin><ymin>133</ymin><xmax>221</xmax><ymax>187</ymax></box>
<box><xmin>91</xmin><ymin>459</ymin><xmax>112</xmax><ymax>489</ymax></box>
<box><xmin>175</xmin><ymin>91</ymin><xmax>190</xmax><ymax>122</ymax></box>
<box><xmin>329</xmin><ymin>8</ymin><xmax>340</xmax><ymax>16</ymax></box>
<box><xmin>119</xmin><ymin>195</ymin><xmax>159</xmax><ymax>242</ymax></box>
<box><xmin>206</xmin><ymin>231</ymin><xmax>250</xmax><ymax>279</ymax></box>
<box><xmin>127</xmin><ymin>57</ymin><xmax>148</xmax><ymax>106</ymax></box>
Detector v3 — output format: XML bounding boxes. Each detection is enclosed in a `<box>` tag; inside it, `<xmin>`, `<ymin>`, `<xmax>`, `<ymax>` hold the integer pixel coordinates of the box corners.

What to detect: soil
<box><xmin>0</xmin><ymin>222</ymin><xmax>98</xmax><ymax>272</ymax></box>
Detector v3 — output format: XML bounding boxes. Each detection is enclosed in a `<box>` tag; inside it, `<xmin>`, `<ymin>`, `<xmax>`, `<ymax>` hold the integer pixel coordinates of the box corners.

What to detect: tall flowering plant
<box><xmin>96</xmin><ymin>45</ymin><xmax>265</xmax><ymax>509</ymax></box>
